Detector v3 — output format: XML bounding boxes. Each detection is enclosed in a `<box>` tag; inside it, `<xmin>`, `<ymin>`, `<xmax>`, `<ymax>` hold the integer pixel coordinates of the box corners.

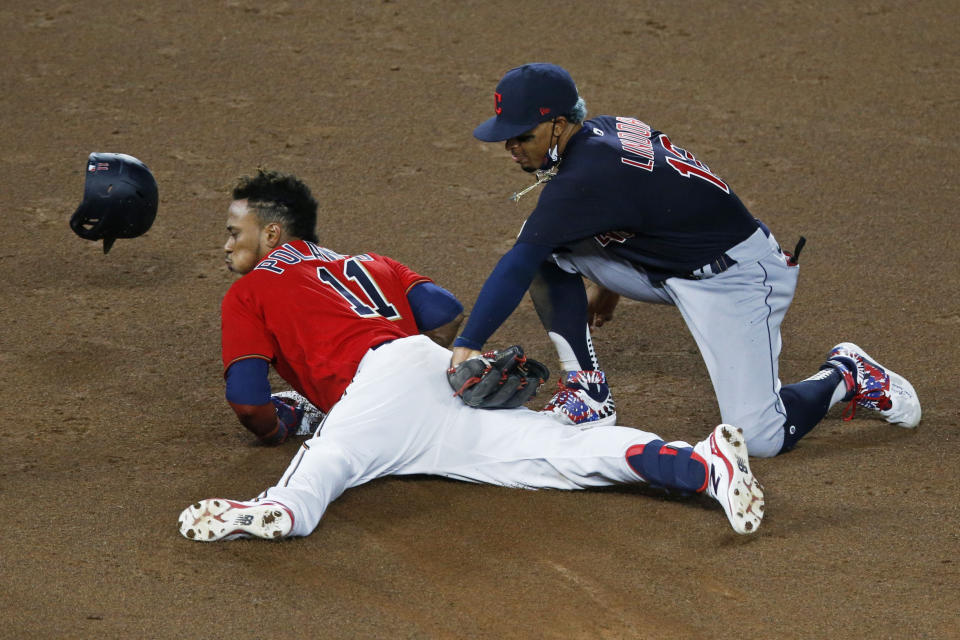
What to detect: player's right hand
<box><xmin>272</xmin><ymin>396</ymin><xmax>305</xmax><ymax>431</ymax></box>
<box><xmin>585</xmin><ymin>281</ymin><xmax>620</xmax><ymax>328</ymax></box>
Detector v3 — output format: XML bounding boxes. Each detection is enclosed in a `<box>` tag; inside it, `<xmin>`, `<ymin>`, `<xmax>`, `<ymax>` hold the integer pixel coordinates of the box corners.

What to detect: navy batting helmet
<box><xmin>70</xmin><ymin>152</ymin><xmax>158</xmax><ymax>253</ymax></box>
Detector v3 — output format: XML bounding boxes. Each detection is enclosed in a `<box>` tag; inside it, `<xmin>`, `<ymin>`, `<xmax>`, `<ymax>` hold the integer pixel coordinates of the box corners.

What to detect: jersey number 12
<box><xmin>316</xmin><ymin>258</ymin><xmax>400</xmax><ymax>320</ymax></box>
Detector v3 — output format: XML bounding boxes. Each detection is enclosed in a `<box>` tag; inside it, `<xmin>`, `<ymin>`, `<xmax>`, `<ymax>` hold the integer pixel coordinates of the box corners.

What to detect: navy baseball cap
<box><xmin>473</xmin><ymin>63</ymin><xmax>579</xmax><ymax>142</ymax></box>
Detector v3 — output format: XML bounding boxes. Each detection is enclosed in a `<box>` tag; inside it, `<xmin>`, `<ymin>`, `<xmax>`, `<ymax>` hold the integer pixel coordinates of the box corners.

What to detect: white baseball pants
<box><xmin>257</xmin><ymin>335</ymin><xmax>680</xmax><ymax>537</ymax></box>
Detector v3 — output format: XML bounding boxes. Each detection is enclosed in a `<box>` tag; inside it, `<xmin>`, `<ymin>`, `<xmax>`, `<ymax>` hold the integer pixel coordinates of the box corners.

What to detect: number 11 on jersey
<box><xmin>316</xmin><ymin>258</ymin><xmax>400</xmax><ymax>320</ymax></box>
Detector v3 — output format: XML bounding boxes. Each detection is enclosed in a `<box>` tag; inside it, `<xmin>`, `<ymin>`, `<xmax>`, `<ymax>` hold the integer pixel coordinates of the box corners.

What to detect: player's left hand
<box><xmin>450</xmin><ymin>346</ymin><xmax>481</xmax><ymax>367</ymax></box>
<box><xmin>447</xmin><ymin>345</ymin><xmax>550</xmax><ymax>409</ymax></box>
<box><xmin>425</xmin><ymin>313</ymin><xmax>466</xmax><ymax>348</ymax></box>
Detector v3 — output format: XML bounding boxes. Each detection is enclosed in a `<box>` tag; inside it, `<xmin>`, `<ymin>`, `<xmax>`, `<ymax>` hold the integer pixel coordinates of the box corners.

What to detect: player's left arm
<box><xmin>406</xmin><ymin>281</ymin><xmax>465</xmax><ymax>347</ymax></box>
<box><xmin>423</xmin><ymin>314</ymin><xmax>465</xmax><ymax>348</ymax></box>
<box><xmin>381</xmin><ymin>254</ymin><xmax>465</xmax><ymax>347</ymax></box>
<box><xmin>451</xmin><ymin>241</ymin><xmax>555</xmax><ymax>365</ymax></box>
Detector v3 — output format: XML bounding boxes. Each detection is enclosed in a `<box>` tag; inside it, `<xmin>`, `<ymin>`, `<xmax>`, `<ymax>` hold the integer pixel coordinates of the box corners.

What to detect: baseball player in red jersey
<box><xmin>223</xmin><ymin>245</ymin><xmax>435</xmax><ymax>430</ymax></box>
<box><xmin>219</xmin><ymin>170</ymin><xmax>464</xmax><ymax>445</ymax></box>
<box><xmin>179</xmin><ymin>169</ymin><xmax>765</xmax><ymax>540</ymax></box>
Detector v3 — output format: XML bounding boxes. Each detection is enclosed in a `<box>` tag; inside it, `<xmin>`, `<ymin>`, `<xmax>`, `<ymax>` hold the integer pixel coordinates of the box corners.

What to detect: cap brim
<box><xmin>473</xmin><ymin>115</ymin><xmax>538</xmax><ymax>142</ymax></box>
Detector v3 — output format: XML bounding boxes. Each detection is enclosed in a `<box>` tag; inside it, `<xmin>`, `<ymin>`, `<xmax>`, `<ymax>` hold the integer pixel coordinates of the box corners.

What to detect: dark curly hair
<box><xmin>232</xmin><ymin>168</ymin><xmax>319</xmax><ymax>243</ymax></box>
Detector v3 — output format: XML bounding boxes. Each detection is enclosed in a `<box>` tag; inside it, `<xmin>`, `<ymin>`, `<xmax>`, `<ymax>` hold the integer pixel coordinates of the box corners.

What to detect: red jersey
<box><xmin>221</xmin><ymin>241</ymin><xmax>430</xmax><ymax>411</ymax></box>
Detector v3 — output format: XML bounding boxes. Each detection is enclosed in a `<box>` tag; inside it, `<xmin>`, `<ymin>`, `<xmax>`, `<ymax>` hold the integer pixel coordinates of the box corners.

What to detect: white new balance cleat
<box><xmin>178</xmin><ymin>499</ymin><xmax>294</xmax><ymax>542</ymax></box>
<box><xmin>702</xmin><ymin>424</ymin><xmax>764</xmax><ymax>535</ymax></box>
<box><xmin>824</xmin><ymin>342</ymin><xmax>921</xmax><ymax>428</ymax></box>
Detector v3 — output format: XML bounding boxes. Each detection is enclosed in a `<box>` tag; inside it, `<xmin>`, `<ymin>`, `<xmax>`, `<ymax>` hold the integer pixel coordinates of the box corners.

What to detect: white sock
<box><xmin>548</xmin><ymin>331</ymin><xmax>584</xmax><ymax>372</ymax></box>
<box><xmin>828</xmin><ymin>380</ymin><xmax>849</xmax><ymax>408</ymax></box>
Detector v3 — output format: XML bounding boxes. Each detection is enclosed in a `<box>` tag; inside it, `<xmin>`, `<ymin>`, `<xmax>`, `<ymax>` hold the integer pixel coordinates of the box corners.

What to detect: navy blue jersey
<box><xmin>519</xmin><ymin>116</ymin><xmax>759</xmax><ymax>281</ymax></box>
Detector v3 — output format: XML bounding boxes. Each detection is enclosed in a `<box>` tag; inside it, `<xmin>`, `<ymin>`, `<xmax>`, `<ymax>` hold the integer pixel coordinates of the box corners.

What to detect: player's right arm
<box><xmin>224</xmin><ymin>358</ymin><xmax>299</xmax><ymax>445</ymax></box>
<box><xmin>221</xmin><ymin>284</ymin><xmax>300</xmax><ymax>445</ymax></box>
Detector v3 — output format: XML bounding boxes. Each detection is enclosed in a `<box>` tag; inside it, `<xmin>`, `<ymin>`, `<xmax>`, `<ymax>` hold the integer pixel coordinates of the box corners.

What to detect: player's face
<box><xmin>504</xmin><ymin>121</ymin><xmax>556</xmax><ymax>173</ymax></box>
<box><xmin>224</xmin><ymin>199</ymin><xmax>266</xmax><ymax>274</ymax></box>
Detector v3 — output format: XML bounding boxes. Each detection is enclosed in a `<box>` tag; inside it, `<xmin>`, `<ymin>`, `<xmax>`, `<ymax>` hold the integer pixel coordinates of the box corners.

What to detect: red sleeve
<box><xmin>221</xmin><ymin>281</ymin><xmax>275</xmax><ymax>372</ymax></box>
<box><xmin>374</xmin><ymin>253</ymin><xmax>432</xmax><ymax>295</ymax></box>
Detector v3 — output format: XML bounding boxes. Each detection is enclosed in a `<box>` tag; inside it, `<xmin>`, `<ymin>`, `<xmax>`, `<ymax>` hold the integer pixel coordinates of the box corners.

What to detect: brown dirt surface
<box><xmin>2</xmin><ymin>2</ymin><xmax>958</xmax><ymax>639</ymax></box>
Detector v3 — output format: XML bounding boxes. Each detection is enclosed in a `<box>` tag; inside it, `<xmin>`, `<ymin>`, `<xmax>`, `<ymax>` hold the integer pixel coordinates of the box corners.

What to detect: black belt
<box><xmin>680</xmin><ymin>253</ymin><xmax>737</xmax><ymax>280</ymax></box>
<box><xmin>371</xmin><ymin>339</ymin><xmax>395</xmax><ymax>351</ymax></box>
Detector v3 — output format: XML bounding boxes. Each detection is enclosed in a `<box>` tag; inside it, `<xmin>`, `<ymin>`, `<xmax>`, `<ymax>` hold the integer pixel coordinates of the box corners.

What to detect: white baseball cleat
<box><xmin>178</xmin><ymin>499</ymin><xmax>294</xmax><ymax>542</ymax></box>
<box><xmin>701</xmin><ymin>424</ymin><xmax>765</xmax><ymax>535</ymax></box>
<box><xmin>824</xmin><ymin>342</ymin><xmax>921</xmax><ymax>428</ymax></box>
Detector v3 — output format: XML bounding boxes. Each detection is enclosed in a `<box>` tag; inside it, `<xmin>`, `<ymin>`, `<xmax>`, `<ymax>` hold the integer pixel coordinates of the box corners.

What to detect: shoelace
<box><xmin>841</xmin><ymin>387</ymin><xmax>892</xmax><ymax>421</ymax></box>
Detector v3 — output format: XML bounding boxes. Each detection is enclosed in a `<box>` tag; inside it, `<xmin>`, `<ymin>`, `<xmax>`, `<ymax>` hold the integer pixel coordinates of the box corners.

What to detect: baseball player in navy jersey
<box><xmin>177</xmin><ymin>169</ymin><xmax>767</xmax><ymax>541</ymax></box>
<box><xmin>451</xmin><ymin>63</ymin><xmax>921</xmax><ymax>457</ymax></box>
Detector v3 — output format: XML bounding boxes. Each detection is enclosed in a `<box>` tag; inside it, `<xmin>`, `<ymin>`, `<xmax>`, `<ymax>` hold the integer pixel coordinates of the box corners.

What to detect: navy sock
<box><xmin>779</xmin><ymin>367</ymin><xmax>845</xmax><ymax>453</ymax></box>
<box><xmin>626</xmin><ymin>441</ymin><xmax>708</xmax><ymax>494</ymax></box>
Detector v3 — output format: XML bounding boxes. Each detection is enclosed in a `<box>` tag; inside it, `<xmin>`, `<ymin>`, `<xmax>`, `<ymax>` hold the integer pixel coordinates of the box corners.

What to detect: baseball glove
<box><xmin>446</xmin><ymin>345</ymin><xmax>550</xmax><ymax>409</ymax></box>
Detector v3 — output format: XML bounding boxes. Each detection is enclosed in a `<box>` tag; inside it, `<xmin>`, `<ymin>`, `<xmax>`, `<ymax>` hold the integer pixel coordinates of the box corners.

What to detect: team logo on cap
<box><xmin>494</xmin><ymin>92</ymin><xmax>503</xmax><ymax>115</ymax></box>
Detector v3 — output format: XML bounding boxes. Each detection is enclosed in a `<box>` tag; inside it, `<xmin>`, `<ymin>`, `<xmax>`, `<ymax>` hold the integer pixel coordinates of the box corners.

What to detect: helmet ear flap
<box><xmin>69</xmin><ymin>190</ymin><xmax>113</xmax><ymax>237</ymax></box>
<box><xmin>69</xmin><ymin>153</ymin><xmax>158</xmax><ymax>253</ymax></box>
<box><xmin>69</xmin><ymin>201</ymin><xmax>100</xmax><ymax>239</ymax></box>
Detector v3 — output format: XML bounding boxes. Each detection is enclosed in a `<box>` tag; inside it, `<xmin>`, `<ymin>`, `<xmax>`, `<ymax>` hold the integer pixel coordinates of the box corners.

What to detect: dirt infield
<box><xmin>2</xmin><ymin>2</ymin><xmax>958</xmax><ymax>638</ymax></box>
